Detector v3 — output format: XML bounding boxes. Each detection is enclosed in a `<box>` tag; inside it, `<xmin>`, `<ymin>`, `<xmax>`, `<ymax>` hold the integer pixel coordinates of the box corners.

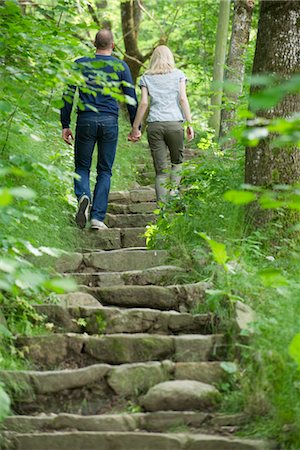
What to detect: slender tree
<box><xmin>209</xmin><ymin>0</ymin><xmax>231</xmax><ymax>139</ymax></box>
<box><xmin>220</xmin><ymin>0</ymin><xmax>255</xmax><ymax>139</ymax></box>
<box><xmin>245</xmin><ymin>0</ymin><xmax>300</xmax><ymax>225</ymax></box>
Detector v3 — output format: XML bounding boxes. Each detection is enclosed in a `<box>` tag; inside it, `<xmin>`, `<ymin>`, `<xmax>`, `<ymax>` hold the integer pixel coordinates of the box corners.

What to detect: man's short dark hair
<box><xmin>95</xmin><ymin>29</ymin><xmax>114</xmax><ymax>50</ymax></box>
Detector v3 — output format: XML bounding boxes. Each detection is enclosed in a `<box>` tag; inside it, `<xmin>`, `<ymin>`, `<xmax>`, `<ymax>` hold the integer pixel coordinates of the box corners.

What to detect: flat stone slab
<box><xmin>35</xmin><ymin>304</ymin><xmax>213</xmax><ymax>335</ymax></box>
<box><xmin>83</xmin><ymin>249</ymin><xmax>169</xmax><ymax>272</ymax></box>
<box><xmin>0</xmin><ymin>365</ymin><xmax>110</xmax><ymax>395</ymax></box>
<box><xmin>105</xmin><ymin>213</ymin><xmax>156</xmax><ymax>228</ymax></box>
<box><xmin>108</xmin><ymin>189</ymin><xmax>156</xmax><ymax>204</ymax></box>
<box><xmin>57</xmin><ymin>292</ymin><xmax>100</xmax><ymax>308</ymax></box>
<box><xmin>107</xmin><ymin>361</ymin><xmax>172</xmax><ymax>397</ymax></box>
<box><xmin>108</xmin><ymin>202</ymin><xmax>157</xmax><ymax>214</ymax></box>
<box><xmin>121</xmin><ymin>227</ymin><xmax>146</xmax><ymax>248</ymax></box>
<box><xmin>175</xmin><ymin>362</ymin><xmax>224</xmax><ymax>384</ymax></box>
<box><xmin>55</xmin><ymin>252</ymin><xmax>83</xmax><ymax>273</ymax></box>
<box><xmin>0</xmin><ymin>361</ymin><xmax>226</xmax><ymax>413</ymax></box>
<box><xmin>89</xmin><ymin>282</ymin><xmax>209</xmax><ymax>312</ymax></box>
<box><xmin>70</xmin><ymin>265</ymin><xmax>185</xmax><ymax>288</ymax></box>
<box><xmin>2</xmin><ymin>431</ymin><xmax>273</xmax><ymax>450</ymax></box>
<box><xmin>0</xmin><ymin>412</ymin><xmax>259</xmax><ymax>435</ymax></box>
<box><xmin>78</xmin><ymin>228</ymin><xmax>147</xmax><ymax>251</ymax></box>
<box><xmin>141</xmin><ymin>380</ymin><xmax>220</xmax><ymax>412</ymax></box>
<box><xmin>16</xmin><ymin>333</ymin><xmax>223</xmax><ymax>367</ymax></box>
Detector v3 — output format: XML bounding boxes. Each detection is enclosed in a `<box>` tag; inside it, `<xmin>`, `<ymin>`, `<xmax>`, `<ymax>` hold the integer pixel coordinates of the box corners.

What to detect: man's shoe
<box><xmin>91</xmin><ymin>219</ymin><xmax>108</xmax><ymax>230</ymax></box>
<box><xmin>75</xmin><ymin>195</ymin><xmax>90</xmax><ymax>229</ymax></box>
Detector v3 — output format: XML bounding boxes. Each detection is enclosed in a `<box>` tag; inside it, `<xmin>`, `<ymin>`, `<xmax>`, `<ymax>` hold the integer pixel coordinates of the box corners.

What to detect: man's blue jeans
<box><xmin>74</xmin><ymin>112</ymin><xmax>118</xmax><ymax>222</ymax></box>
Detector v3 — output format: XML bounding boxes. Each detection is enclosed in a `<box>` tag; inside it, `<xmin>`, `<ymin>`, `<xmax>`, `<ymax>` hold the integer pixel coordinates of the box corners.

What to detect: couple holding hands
<box><xmin>61</xmin><ymin>29</ymin><xmax>193</xmax><ymax>230</ymax></box>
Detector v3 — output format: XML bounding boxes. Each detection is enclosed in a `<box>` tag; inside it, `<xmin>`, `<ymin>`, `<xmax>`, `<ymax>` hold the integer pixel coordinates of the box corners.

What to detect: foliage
<box><xmin>0</xmin><ymin>383</ymin><xmax>10</xmax><ymax>421</ymax></box>
<box><xmin>148</xmin><ymin>79</ymin><xmax>300</xmax><ymax>447</ymax></box>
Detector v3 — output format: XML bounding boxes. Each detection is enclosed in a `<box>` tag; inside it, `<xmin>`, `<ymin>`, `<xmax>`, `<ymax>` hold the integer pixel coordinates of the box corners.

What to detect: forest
<box><xmin>0</xmin><ymin>0</ymin><xmax>300</xmax><ymax>449</ymax></box>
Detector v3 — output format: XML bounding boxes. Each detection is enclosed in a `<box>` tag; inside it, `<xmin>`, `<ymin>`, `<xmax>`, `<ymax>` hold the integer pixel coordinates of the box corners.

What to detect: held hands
<box><xmin>62</xmin><ymin>128</ymin><xmax>74</xmax><ymax>145</ymax></box>
<box><xmin>128</xmin><ymin>127</ymin><xmax>142</xmax><ymax>143</ymax></box>
<box><xmin>186</xmin><ymin>126</ymin><xmax>194</xmax><ymax>142</ymax></box>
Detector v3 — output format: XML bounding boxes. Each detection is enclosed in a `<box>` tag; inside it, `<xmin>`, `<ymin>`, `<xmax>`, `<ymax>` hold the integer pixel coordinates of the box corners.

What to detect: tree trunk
<box><xmin>220</xmin><ymin>0</ymin><xmax>255</xmax><ymax>140</ymax></box>
<box><xmin>120</xmin><ymin>0</ymin><xmax>145</xmax><ymax>84</ymax></box>
<box><xmin>209</xmin><ymin>0</ymin><xmax>231</xmax><ymax>139</ymax></box>
<box><xmin>245</xmin><ymin>0</ymin><xmax>300</xmax><ymax>226</ymax></box>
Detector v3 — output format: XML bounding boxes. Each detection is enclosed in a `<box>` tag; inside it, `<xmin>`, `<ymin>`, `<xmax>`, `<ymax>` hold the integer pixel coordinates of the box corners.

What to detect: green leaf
<box><xmin>0</xmin><ymin>258</ymin><xmax>19</xmax><ymax>273</ymax></box>
<box><xmin>220</xmin><ymin>361</ymin><xmax>238</xmax><ymax>374</ymax></box>
<box><xmin>0</xmin><ymin>101</ymin><xmax>13</xmax><ymax>114</ymax></box>
<box><xmin>0</xmin><ymin>188</ymin><xmax>13</xmax><ymax>207</ymax></box>
<box><xmin>289</xmin><ymin>334</ymin><xmax>300</xmax><ymax>368</ymax></box>
<box><xmin>10</xmin><ymin>187</ymin><xmax>36</xmax><ymax>200</ymax></box>
<box><xmin>198</xmin><ymin>233</ymin><xmax>229</xmax><ymax>266</ymax></box>
<box><xmin>0</xmin><ymin>324</ymin><xmax>13</xmax><ymax>339</ymax></box>
<box><xmin>224</xmin><ymin>190</ymin><xmax>256</xmax><ymax>205</ymax></box>
<box><xmin>259</xmin><ymin>269</ymin><xmax>289</xmax><ymax>288</ymax></box>
<box><xmin>43</xmin><ymin>277</ymin><xmax>77</xmax><ymax>294</ymax></box>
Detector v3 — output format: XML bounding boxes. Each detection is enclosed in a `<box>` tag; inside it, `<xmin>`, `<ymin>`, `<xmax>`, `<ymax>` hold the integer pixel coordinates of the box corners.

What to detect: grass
<box><xmin>148</xmin><ymin>142</ymin><xmax>300</xmax><ymax>449</ymax></box>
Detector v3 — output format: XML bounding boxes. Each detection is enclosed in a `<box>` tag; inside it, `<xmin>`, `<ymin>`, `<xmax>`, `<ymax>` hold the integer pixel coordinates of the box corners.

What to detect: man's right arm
<box><xmin>120</xmin><ymin>62</ymin><xmax>138</xmax><ymax>126</ymax></box>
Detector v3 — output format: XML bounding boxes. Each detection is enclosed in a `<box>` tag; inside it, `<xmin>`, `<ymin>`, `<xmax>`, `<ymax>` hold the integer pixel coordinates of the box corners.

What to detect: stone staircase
<box><xmin>0</xmin><ymin>188</ymin><xmax>274</xmax><ymax>450</ymax></box>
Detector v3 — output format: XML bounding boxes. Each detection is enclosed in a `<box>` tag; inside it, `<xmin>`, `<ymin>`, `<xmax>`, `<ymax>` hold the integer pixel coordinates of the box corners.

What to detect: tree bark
<box><xmin>220</xmin><ymin>0</ymin><xmax>255</xmax><ymax>140</ymax></box>
<box><xmin>245</xmin><ymin>1</ymin><xmax>300</xmax><ymax>225</ymax></box>
<box><xmin>209</xmin><ymin>0</ymin><xmax>231</xmax><ymax>139</ymax></box>
<box><xmin>120</xmin><ymin>0</ymin><xmax>145</xmax><ymax>84</ymax></box>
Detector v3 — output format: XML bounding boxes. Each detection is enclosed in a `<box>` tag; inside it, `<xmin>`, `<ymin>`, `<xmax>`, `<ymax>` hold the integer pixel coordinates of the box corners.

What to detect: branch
<box><xmin>114</xmin><ymin>44</ymin><xmax>148</xmax><ymax>69</ymax></box>
<box><xmin>136</xmin><ymin>0</ymin><xmax>165</xmax><ymax>36</ymax></box>
<box><xmin>87</xmin><ymin>3</ymin><xmax>101</xmax><ymax>27</ymax></box>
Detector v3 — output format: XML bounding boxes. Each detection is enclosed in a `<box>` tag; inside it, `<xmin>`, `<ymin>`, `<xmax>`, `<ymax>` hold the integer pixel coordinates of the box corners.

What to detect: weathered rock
<box><xmin>174</xmin><ymin>335</ymin><xmax>223</xmax><ymax>362</ymax></box>
<box><xmin>235</xmin><ymin>301</ymin><xmax>255</xmax><ymax>334</ymax></box>
<box><xmin>141</xmin><ymin>380</ymin><xmax>220</xmax><ymax>411</ymax></box>
<box><xmin>57</xmin><ymin>292</ymin><xmax>101</xmax><ymax>308</ymax></box>
<box><xmin>186</xmin><ymin>434</ymin><xmax>272</xmax><ymax>450</ymax></box>
<box><xmin>105</xmin><ymin>213</ymin><xmax>156</xmax><ymax>228</ymax></box>
<box><xmin>108</xmin><ymin>191</ymin><xmax>130</xmax><ymax>204</ymax></box>
<box><xmin>94</xmin><ymin>285</ymin><xmax>178</xmax><ymax>310</ymax></box>
<box><xmin>81</xmin><ymin>228</ymin><xmax>121</xmax><ymax>251</ymax></box>
<box><xmin>3</xmin><ymin>431</ymin><xmax>186</xmax><ymax>450</ymax></box>
<box><xmin>83</xmin><ymin>249</ymin><xmax>168</xmax><ymax>272</ymax></box>
<box><xmin>68</xmin><ymin>266</ymin><xmax>185</xmax><ymax>288</ymax></box>
<box><xmin>0</xmin><ymin>365</ymin><xmax>110</xmax><ymax>397</ymax></box>
<box><xmin>107</xmin><ymin>361</ymin><xmax>172</xmax><ymax>397</ymax></box>
<box><xmin>55</xmin><ymin>253</ymin><xmax>83</xmax><ymax>273</ymax></box>
<box><xmin>170</xmin><ymin>282</ymin><xmax>211</xmax><ymax>312</ymax></box>
<box><xmin>130</xmin><ymin>188</ymin><xmax>156</xmax><ymax>203</ymax></box>
<box><xmin>122</xmin><ymin>265</ymin><xmax>184</xmax><ymax>286</ymax></box>
<box><xmin>174</xmin><ymin>362</ymin><xmax>224</xmax><ymax>384</ymax></box>
<box><xmin>84</xmin><ymin>334</ymin><xmax>174</xmax><ymax>364</ymax></box>
<box><xmin>121</xmin><ymin>228</ymin><xmax>146</xmax><ymax>248</ymax></box>
<box><xmin>140</xmin><ymin>411</ymin><xmax>208</xmax><ymax>432</ymax></box>
<box><xmin>108</xmin><ymin>202</ymin><xmax>157</xmax><ymax>214</ymax></box>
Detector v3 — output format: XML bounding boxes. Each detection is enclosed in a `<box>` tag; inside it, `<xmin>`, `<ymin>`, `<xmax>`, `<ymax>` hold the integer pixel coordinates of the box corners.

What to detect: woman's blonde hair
<box><xmin>146</xmin><ymin>45</ymin><xmax>175</xmax><ymax>75</ymax></box>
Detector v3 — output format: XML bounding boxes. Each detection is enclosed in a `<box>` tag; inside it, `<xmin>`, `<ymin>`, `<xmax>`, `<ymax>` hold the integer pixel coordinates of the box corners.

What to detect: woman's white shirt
<box><xmin>139</xmin><ymin>69</ymin><xmax>187</xmax><ymax>122</ymax></box>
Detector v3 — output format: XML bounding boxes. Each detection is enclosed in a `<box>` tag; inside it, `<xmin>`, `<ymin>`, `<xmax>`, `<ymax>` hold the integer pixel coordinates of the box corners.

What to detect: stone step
<box><xmin>83</xmin><ymin>282</ymin><xmax>209</xmax><ymax>312</ymax></box>
<box><xmin>109</xmin><ymin>188</ymin><xmax>156</xmax><ymax>204</ymax></box>
<box><xmin>1</xmin><ymin>411</ymin><xmax>249</xmax><ymax>434</ymax></box>
<box><xmin>16</xmin><ymin>333</ymin><xmax>225</xmax><ymax>369</ymax></box>
<box><xmin>0</xmin><ymin>361</ymin><xmax>225</xmax><ymax>415</ymax></box>
<box><xmin>0</xmin><ymin>431</ymin><xmax>273</xmax><ymax>450</ymax></box>
<box><xmin>105</xmin><ymin>213</ymin><xmax>156</xmax><ymax>228</ymax></box>
<box><xmin>79</xmin><ymin>228</ymin><xmax>147</xmax><ymax>251</ymax></box>
<box><xmin>34</xmin><ymin>303</ymin><xmax>216</xmax><ymax>335</ymax></box>
<box><xmin>108</xmin><ymin>202</ymin><xmax>157</xmax><ymax>214</ymax></box>
<box><xmin>56</xmin><ymin>249</ymin><xmax>169</xmax><ymax>274</ymax></box>
<box><xmin>67</xmin><ymin>265</ymin><xmax>185</xmax><ymax>287</ymax></box>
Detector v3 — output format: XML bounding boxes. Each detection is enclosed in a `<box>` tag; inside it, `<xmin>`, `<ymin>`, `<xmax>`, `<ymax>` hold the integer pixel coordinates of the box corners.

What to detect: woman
<box><xmin>129</xmin><ymin>45</ymin><xmax>194</xmax><ymax>201</ymax></box>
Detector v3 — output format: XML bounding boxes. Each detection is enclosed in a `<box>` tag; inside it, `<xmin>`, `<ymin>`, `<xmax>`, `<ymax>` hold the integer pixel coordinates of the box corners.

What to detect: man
<box><xmin>61</xmin><ymin>29</ymin><xmax>138</xmax><ymax>230</ymax></box>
